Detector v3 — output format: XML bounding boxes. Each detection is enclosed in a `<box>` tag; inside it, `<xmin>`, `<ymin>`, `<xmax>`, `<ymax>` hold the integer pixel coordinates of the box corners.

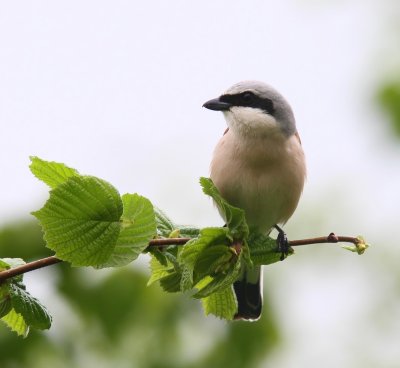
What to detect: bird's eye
<box><xmin>242</xmin><ymin>92</ymin><xmax>254</xmax><ymax>103</ymax></box>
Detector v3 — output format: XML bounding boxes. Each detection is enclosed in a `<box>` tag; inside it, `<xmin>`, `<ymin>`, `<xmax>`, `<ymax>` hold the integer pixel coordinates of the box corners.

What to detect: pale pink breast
<box><xmin>210</xmin><ymin>131</ymin><xmax>306</xmax><ymax>232</ymax></box>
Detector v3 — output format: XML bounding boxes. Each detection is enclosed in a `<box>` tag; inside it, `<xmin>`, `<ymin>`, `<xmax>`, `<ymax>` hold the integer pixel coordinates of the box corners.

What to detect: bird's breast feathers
<box><xmin>210</xmin><ymin>130</ymin><xmax>306</xmax><ymax>232</ymax></box>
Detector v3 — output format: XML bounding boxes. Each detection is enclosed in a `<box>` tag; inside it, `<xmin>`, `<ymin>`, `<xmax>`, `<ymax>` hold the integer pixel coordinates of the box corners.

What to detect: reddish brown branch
<box><xmin>289</xmin><ymin>232</ymin><xmax>360</xmax><ymax>247</ymax></box>
<box><xmin>0</xmin><ymin>233</ymin><xmax>361</xmax><ymax>283</ymax></box>
<box><xmin>0</xmin><ymin>256</ymin><xmax>62</xmax><ymax>283</ymax></box>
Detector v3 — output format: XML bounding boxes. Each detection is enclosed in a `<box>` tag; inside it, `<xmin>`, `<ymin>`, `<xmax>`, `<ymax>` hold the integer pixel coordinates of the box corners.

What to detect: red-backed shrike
<box><xmin>203</xmin><ymin>81</ymin><xmax>306</xmax><ymax>320</ymax></box>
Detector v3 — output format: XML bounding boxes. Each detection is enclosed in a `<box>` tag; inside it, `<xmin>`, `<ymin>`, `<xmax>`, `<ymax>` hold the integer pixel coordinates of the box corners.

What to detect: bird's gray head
<box><xmin>203</xmin><ymin>81</ymin><xmax>297</xmax><ymax>138</ymax></box>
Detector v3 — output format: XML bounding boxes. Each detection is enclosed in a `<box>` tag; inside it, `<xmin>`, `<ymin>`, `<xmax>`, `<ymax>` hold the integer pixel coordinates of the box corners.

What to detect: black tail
<box><xmin>233</xmin><ymin>266</ymin><xmax>262</xmax><ymax>320</ymax></box>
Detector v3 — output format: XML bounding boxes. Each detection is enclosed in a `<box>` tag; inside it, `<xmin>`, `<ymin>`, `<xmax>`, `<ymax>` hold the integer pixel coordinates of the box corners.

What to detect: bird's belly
<box><xmin>211</xmin><ymin>160</ymin><xmax>303</xmax><ymax>232</ymax></box>
<box><xmin>210</xmin><ymin>132</ymin><xmax>305</xmax><ymax>233</ymax></box>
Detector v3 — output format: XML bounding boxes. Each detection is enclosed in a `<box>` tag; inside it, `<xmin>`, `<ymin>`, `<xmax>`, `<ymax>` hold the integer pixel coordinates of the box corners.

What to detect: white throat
<box><xmin>223</xmin><ymin>106</ymin><xmax>282</xmax><ymax>138</ymax></box>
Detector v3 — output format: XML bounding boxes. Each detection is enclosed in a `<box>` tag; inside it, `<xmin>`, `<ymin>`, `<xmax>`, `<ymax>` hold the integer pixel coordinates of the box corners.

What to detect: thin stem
<box><xmin>0</xmin><ymin>256</ymin><xmax>62</xmax><ymax>283</ymax></box>
<box><xmin>289</xmin><ymin>233</ymin><xmax>360</xmax><ymax>247</ymax></box>
<box><xmin>0</xmin><ymin>233</ymin><xmax>360</xmax><ymax>283</ymax></box>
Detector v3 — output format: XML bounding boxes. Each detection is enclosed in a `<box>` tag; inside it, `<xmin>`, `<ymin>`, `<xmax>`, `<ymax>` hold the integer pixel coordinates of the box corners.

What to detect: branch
<box><xmin>0</xmin><ymin>233</ymin><xmax>362</xmax><ymax>283</ymax></box>
<box><xmin>0</xmin><ymin>256</ymin><xmax>62</xmax><ymax>283</ymax></box>
<box><xmin>288</xmin><ymin>232</ymin><xmax>361</xmax><ymax>247</ymax></box>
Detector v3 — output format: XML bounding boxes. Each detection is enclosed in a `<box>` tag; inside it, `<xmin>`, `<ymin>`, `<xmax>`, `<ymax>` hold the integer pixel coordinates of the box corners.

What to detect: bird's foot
<box><xmin>274</xmin><ymin>225</ymin><xmax>289</xmax><ymax>261</ymax></box>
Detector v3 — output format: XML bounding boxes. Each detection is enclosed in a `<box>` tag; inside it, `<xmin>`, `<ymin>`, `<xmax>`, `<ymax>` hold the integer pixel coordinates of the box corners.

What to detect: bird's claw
<box><xmin>275</xmin><ymin>225</ymin><xmax>289</xmax><ymax>261</ymax></box>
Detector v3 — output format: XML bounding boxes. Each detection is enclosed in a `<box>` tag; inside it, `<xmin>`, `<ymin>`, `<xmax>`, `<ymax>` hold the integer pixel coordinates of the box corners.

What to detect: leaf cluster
<box><xmin>0</xmin><ymin>157</ymin><xmax>288</xmax><ymax>336</ymax></box>
<box><xmin>147</xmin><ymin>178</ymin><xmax>286</xmax><ymax>320</ymax></box>
<box><xmin>0</xmin><ymin>258</ymin><xmax>51</xmax><ymax>337</ymax></box>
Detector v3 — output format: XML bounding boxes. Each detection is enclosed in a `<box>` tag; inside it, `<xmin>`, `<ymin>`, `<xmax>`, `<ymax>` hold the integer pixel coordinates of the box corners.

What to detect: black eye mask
<box><xmin>219</xmin><ymin>91</ymin><xmax>275</xmax><ymax>116</ymax></box>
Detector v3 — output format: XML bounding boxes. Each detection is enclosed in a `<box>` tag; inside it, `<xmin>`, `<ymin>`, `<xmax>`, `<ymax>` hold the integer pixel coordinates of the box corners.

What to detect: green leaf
<box><xmin>99</xmin><ymin>193</ymin><xmax>157</xmax><ymax>267</ymax></box>
<box><xmin>193</xmin><ymin>251</ymin><xmax>242</xmax><ymax>298</ymax></box>
<box><xmin>176</xmin><ymin>226</ymin><xmax>200</xmax><ymax>238</ymax></box>
<box><xmin>201</xmin><ymin>287</ymin><xmax>237</xmax><ymax>320</ymax></box>
<box><xmin>154</xmin><ymin>207</ymin><xmax>176</xmax><ymax>237</ymax></box>
<box><xmin>0</xmin><ymin>284</ymin><xmax>12</xmax><ymax>318</ymax></box>
<box><xmin>194</xmin><ymin>244</ymin><xmax>234</xmax><ymax>277</ymax></box>
<box><xmin>159</xmin><ymin>272</ymin><xmax>182</xmax><ymax>293</ymax></box>
<box><xmin>33</xmin><ymin>175</ymin><xmax>123</xmax><ymax>267</ymax></box>
<box><xmin>179</xmin><ymin>237</ymin><xmax>211</xmax><ymax>280</ymax></box>
<box><xmin>9</xmin><ymin>283</ymin><xmax>52</xmax><ymax>330</ymax></box>
<box><xmin>179</xmin><ymin>228</ymin><xmax>230</xmax><ymax>288</ymax></box>
<box><xmin>150</xmin><ymin>248</ymin><xmax>168</xmax><ymax>266</ymax></box>
<box><xmin>154</xmin><ymin>207</ymin><xmax>200</xmax><ymax>239</ymax></box>
<box><xmin>1</xmin><ymin>308</ymin><xmax>29</xmax><ymax>337</ymax></box>
<box><xmin>178</xmin><ymin>227</ymin><xmax>243</xmax><ymax>298</ymax></box>
<box><xmin>0</xmin><ymin>258</ymin><xmax>52</xmax><ymax>335</ymax></box>
<box><xmin>200</xmin><ymin>177</ymin><xmax>249</xmax><ymax>239</ymax></box>
<box><xmin>248</xmin><ymin>232</ymin><xmax>288</xmax><ymax>266</ymax></box>
<box><xmin>147</xmin><ymin>254</ymin><xmax>175</xmax><ymax>286</ymax></box>
<box><xmin>164</xmin><ymin>248</ymin><xmax>181</xmax><ymax>269</ymax></box>
<box><xmin>180</xmin><ymin>267</ymin><xmax>194</xmax><ymax>292</ymax></box>
<box><xmin>29</xmin><ymin>156</ymin><xmax>79</xmax><ymax>188</ymax></box>
<box><xmin>147</xmin><ymin>246</ymin><xmax>183</xmax><ymax>293</ymax></box>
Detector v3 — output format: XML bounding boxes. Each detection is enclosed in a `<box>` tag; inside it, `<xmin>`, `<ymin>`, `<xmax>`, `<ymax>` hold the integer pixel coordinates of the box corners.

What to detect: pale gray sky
<box><xmin>1</xmin><ymin>1</ymin><xmax>399</xmax><ymax>366</ymax></box>
<box><xmin>1</xmin><ymin>0</ymin><xmax>398</xmax><ymax>227</ymax></box>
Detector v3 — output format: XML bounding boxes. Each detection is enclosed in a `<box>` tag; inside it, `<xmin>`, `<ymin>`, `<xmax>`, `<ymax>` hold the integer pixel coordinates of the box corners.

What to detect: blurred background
<box><xmin>1</xmin><ymin>1</ymin><xmax>400</xmax><ymax>367</ymax></box>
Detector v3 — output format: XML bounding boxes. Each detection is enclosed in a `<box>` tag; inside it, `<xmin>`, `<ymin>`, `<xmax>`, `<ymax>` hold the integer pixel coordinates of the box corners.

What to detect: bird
<box><xmin>203</xmin><ymin>81</ymin><xmax>306</xmax><ymax>320</ymax></box>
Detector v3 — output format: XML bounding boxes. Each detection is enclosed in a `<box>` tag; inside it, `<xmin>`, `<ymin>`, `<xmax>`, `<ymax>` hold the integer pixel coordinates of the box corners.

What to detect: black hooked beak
<box><xmin>202</xmin><ymin>97</ymin><xmax>232</xmax><ymax>111</ymax></box>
